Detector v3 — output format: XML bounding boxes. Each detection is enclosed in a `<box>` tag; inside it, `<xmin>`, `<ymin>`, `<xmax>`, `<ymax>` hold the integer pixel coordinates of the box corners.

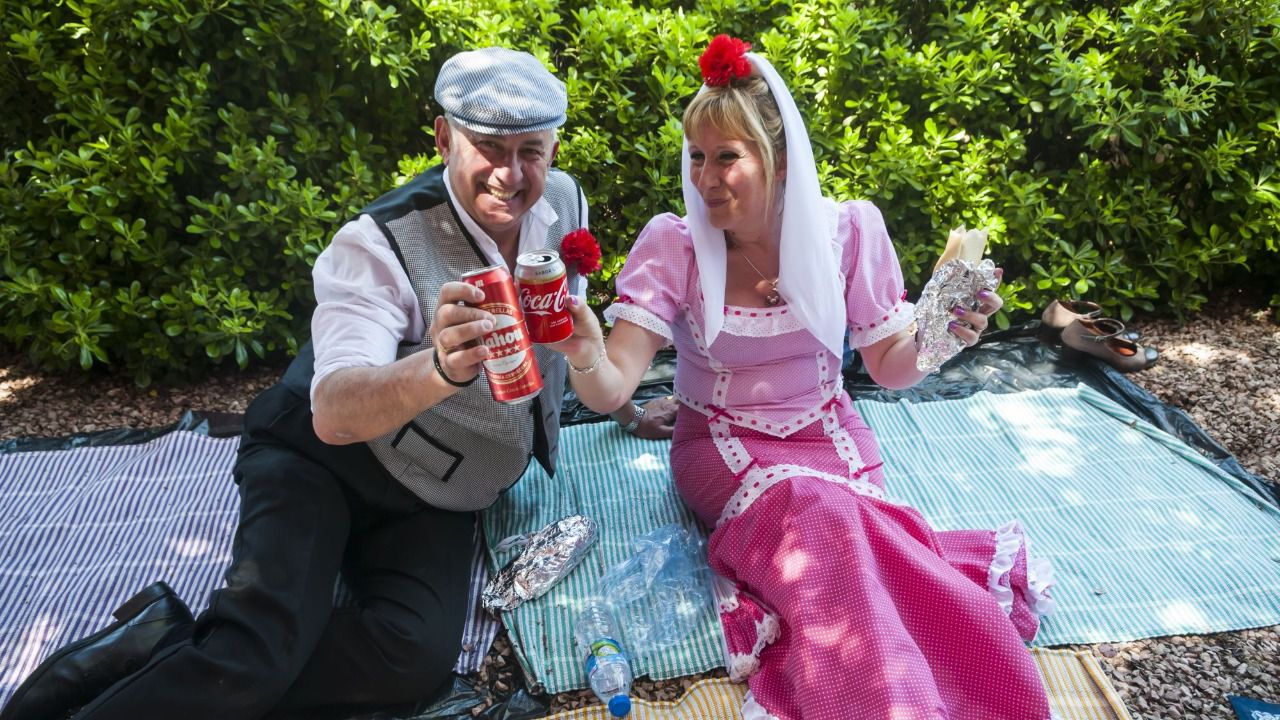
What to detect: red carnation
<box><xmin>561</xmin><ymin>228</ymin><xmax>602</xmax><ymax>275</ymax></box>
<box><xmin>700</xmin><ymin>34</ymin><xmax>752</xmax><ymax>87</ymax></box>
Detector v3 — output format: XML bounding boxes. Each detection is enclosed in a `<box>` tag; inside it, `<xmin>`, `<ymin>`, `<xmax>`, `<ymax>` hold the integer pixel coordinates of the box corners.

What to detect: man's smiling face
<box><xmin>436</xmin><ymin>117</ymin><xmax>559</xmax><ymax>244</ymax></box>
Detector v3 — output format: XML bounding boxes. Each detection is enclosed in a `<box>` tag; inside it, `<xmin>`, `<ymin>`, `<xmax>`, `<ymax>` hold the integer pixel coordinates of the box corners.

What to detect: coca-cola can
<box><xmin>515</xmin><ymin>250</ymin><xmax>574</xmax><ymax>344</ymax></box>
<box><xmin>460</xmin><ymin>265</ymin><xmax>543</xmax><ymax>404</ymax></box>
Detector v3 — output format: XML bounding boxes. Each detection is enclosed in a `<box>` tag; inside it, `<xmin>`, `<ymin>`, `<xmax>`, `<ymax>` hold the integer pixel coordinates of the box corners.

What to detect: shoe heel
<box><xmin>111</xmin><ymin>582</ymin><xmax>172</xmax><ymax>621</ymax></box>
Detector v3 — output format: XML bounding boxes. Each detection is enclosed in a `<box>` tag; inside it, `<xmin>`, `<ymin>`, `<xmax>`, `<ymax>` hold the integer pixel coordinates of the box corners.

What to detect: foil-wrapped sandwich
<box><xmin>482</xmin><ymin>515</ymin><xmax>598</xmax><ymax>614</ymax></box>
<box><xmin>914</xmin><ymin>226</ymin><xmax>999</xmax><ymax>373</ymax></box>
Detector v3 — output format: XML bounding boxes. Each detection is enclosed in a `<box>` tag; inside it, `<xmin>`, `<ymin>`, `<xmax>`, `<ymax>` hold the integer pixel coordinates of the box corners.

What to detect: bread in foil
<box><xmin>914</xmin><ymin>255</ymin><xmax>999</xmax><ymax>373</ymax></box>
<box><xmin>482</xmin><ymin>514</ymin><xmax>598</xmax><ymax>613</ymax></box>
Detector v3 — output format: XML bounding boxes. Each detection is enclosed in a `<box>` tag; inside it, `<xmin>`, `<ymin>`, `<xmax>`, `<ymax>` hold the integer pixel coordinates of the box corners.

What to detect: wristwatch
<box><xmin>620</xmin><ymin>403</ymin><xmax>646</xmax><ymax>434</ymax></box>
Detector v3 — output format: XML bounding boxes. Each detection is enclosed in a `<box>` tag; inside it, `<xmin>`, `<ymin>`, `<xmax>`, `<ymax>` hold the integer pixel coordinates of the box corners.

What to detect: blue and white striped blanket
<box><xmin>0</xmin><ymin>432</ymin><xmax>497</xmax><ymax>708</ymax></box>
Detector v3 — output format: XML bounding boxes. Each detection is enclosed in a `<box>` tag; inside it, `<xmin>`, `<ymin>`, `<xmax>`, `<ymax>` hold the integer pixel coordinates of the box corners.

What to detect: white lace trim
<box><xmin>681</xmin><ymin>389</ymin><xmax>842</xmax><ymax>439</ymax></box>
<box><xmin>711</xmin><ymin>573</ymin><xmax>739</xmax><ymax>613</ymax></box>
<box><xmin>729</xmin><ymin>653</ymin><xmax>761</xmax><ymax>683</ymax></box>
<box><xmin>1024</xmin><ymin>537</ymin><xmax>1057</xmax><ymax>618</ymax></box>
<box><xmin>711</xmin><ymin>422</ymin><xmax>753</xmax><ymax>476</ymax></box>
<box><xmin>676</xmin><ymin>348</ymin><xmax>840</xmax><ymax>440</ymax></box>
<box><xmin>741</xmin><ymin>691</ymin><xmax>782</xmax><ymax>720</ymax></box>
<box><xmin>720</xmin><ymin>304</ymin><xmax>806</xmax><ymax>336</ymax></box>
<box><xmin>603</xmin><ymin>302</ymin><xmax>672</xmax><ymax>342</ymax></box>
<box><xmin>725</xmin><ymin>611</ymin><xmax>781</xmax><ymax>683</ymax></box>
<box><xmin>848</xmin><ymin>299</ymin><xmax>916</xmax><ymax>348</ymax></box>
<box><xmin>987</xmin><ymin>520</ymin><xmax>1024</xmax><ymax>617</ymax></box>
<box><xmin>718</xmin><ymin>462</ymin><xmax>885</xmax><ymax>527</ymax></box>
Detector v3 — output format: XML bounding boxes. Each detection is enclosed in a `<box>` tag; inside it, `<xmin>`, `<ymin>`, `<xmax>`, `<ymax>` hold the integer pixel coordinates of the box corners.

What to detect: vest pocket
<box><xmin>393</xmin><ymin>421</ymin><xmax>462</xmax><ymax>483</ymax></box>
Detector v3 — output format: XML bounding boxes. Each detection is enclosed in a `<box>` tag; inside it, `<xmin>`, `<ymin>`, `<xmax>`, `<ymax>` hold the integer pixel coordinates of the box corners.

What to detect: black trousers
<box><xmin>74</xmin><ymin>383</ymin><xmax>476</xmax><ymax>720</ymax></box>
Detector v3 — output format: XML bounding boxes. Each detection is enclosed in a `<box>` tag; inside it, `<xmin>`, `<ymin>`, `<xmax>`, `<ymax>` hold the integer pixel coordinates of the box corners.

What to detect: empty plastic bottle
<box><xmin>573</xmin><ymin>600</ymin><xmax>633</xmax><ymax>718</ymax></box>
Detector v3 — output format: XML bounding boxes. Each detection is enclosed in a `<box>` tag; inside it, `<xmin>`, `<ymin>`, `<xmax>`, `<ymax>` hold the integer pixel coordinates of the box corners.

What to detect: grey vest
<box><xmin>361</xmin><ymin>165</ymin><xmax>584</xmax><ymax>511</ymax></box>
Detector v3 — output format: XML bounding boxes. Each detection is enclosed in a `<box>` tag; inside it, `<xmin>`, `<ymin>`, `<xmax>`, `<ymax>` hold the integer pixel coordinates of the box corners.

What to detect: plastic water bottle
<box><xmin>573</xmin><ymin>600</ymin><xmax>633</xmax><ymax>718</ymax></box>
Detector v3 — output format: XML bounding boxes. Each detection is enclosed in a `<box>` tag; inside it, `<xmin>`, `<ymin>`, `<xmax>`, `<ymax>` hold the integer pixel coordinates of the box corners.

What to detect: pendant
<box><xmin>754</xmin><ymin>279</ymin><xmax>781</xmax><ymax>306</ymax></box>
<box><xmin>747</xmin><ymin>278</ymin><xmax>778</xmax><ymax>304</ymax></box>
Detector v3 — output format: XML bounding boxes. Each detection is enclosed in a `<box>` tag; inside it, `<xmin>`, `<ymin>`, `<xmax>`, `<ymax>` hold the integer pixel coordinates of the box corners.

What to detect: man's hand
<box><xmin>631</xmin><ymin>396</ymin><xmax>678</xmax><ymax>440</ymax></box>
<box><xmin>431</xmin><ymin>281</ymin><xmax>494</xmax><ymax>385</ymax></box>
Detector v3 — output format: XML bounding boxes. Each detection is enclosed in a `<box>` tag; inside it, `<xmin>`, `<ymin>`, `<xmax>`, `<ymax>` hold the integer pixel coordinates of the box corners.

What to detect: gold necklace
<box><xmin>731</xmin><ymin>243</ymin><xmax>781</xmax><ymax>306</ymax></box>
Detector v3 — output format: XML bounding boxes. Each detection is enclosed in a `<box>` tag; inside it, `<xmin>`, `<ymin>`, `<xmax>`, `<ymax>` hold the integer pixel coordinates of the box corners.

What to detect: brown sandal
<box><xmin>1041</xmin><ymin>299</ymin><xmax>1102</xmax><ymax>330</ymax></box>
<box><xmin>1060</xmin><ymin>317</ymin><xmax>1158</xmax><ymax>373</ymax></box>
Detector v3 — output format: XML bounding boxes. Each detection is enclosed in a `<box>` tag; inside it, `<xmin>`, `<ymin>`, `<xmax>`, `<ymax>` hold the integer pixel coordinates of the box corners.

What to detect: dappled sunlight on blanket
<box><xmin>625</xmin><ymin>452</ymin><xmax>667</xmax><ymax>473</ymax></box>
<box><xmin>167</xmin><ymin>535</ymin><xmax>216</xmax><ymax>558</ymax></box>
<box><xmin>857</xmin><ymin>385</ymin><xmax>1280</xmax><ymax>648</ymax></box>
<box><xmin>2</xmin><ymin>614</ymin><xmax>59</xmax><ymax>688</ymax></box>
<box><xmin>1157</xmin><ymin>601</ymin><xmax>1209</xmax><ymax>633</ymax></box>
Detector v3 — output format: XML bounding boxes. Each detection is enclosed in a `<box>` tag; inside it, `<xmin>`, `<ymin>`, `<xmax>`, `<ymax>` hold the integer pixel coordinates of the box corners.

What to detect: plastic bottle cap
<box><xmin>608</xmin><ymin>694</ymin><xmax>632</xmax><ymax>717</ymax></box>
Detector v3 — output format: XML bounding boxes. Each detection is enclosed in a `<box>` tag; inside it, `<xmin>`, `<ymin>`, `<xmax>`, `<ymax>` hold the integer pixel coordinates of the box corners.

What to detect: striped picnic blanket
<box><xmin>0</xmin><ymin>432</ymin><xmax>498</xmax><ymax>709</ymax></box>
<box><xmin>481</xmin><ymin>424</ymin><xmax>723</xmax><ymax>695</ymax></box>
<box><xmin>865</xmin><ymin>384</ymin><xmax>1280</xmax><ymax>646</ymax></box>
<box><xmin>541</xmin><ymin>649</ymin><xmax>1132</xmax><ymax>720</ymax></box>
<box><xmin>486</xmin><ymin>384</ymin><xmax>1280</xmax><ymax>695</ymax></box>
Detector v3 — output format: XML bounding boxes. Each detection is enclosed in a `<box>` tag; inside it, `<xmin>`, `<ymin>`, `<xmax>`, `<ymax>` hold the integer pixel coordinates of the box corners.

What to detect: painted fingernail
<box><xmin>952</xmin><ymin>306</ymin><xmax>966</xmax><ymax>317</ymax></box>
<box><xmin>977</xmin><ymin>290</ymin><xmax>991</xmax><ymax>299</ymax></box>
<box><xmin>948</xmin><ymin>321</ymin><xmax>958</xmax><ymax>331</ymax></box>
<box><xmin>570</xmin><ymin>296</ymin><xmax>579</xmax><ymax>306</ymax></box>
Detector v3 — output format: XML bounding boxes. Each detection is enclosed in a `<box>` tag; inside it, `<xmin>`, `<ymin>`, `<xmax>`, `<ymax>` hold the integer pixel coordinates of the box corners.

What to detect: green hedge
<box><xmin>3</xmin><ymin>0</ymin><xmax>1278</xmax><ymax>383</ymax></box>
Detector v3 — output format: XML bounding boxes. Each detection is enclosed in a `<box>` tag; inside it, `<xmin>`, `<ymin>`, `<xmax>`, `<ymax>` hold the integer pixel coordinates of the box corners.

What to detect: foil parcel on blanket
<box><xmin>482</xmin><ymin>515</ymin><xmax>598</xmax><ymax>613</ymax></box>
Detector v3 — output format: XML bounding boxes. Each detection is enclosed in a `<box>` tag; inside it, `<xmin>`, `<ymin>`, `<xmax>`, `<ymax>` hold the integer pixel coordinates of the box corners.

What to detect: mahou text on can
<box><xmin>461</xmin><ymin>265</ymin><xmax>542</xmax><ymax>404</ymax></box>
<box><xmin>516</xmin><ymin>250</ymin><xmax>574</xmax><ymax>344</ymax></box>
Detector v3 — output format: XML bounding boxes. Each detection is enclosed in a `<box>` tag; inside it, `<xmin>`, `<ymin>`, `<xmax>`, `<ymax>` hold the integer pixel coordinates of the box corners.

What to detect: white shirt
<box><xmin>309</xmin><ymin>169</ymin><xmax>587</xmax><ymax>407</ymax></box>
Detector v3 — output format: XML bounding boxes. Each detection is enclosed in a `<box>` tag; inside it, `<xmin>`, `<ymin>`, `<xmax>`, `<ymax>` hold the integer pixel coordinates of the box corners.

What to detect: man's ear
<box><xmin>434</xmin><ymin>116</ymin><xmax>451</xmax><ymax>163</ymax></box>
<box><xmin>549</xmin><ymin>139</ymin><xmax>560</xmax><ymax>165</ymax></box>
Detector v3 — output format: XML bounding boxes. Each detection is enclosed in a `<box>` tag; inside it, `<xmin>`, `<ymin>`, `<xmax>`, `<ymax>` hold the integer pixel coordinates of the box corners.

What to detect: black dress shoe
<box><xmin>0</xmin><ymin>582</ymin><xmax>194</xmax><ymax>720</ymax></box>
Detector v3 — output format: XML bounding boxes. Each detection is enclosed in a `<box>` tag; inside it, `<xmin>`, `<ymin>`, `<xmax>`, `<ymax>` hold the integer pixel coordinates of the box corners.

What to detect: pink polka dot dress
<box><xmin>604</xmin><ymin>203</ymin><xmax>1056</xmax><ymax>720</ymax></box>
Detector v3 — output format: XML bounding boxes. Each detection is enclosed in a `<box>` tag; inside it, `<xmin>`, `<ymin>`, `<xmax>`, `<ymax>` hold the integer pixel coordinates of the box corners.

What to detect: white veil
<box><xmin>681</xmin><ymin>52</ymin><xmax>845</xmax><ymax>356</ymax></box>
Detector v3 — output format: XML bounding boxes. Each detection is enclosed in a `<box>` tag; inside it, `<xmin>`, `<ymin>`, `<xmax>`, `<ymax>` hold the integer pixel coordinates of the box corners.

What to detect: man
<box><xmin>1</xmin><ymin>47</ymin><xmax>675</xmax><ymax>720</ymax></box>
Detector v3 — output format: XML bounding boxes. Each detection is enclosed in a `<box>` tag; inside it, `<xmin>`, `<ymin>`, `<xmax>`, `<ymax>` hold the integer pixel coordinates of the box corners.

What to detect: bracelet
<box><xmin>569</xmin><ymin>345</ymin><xmax>607</xmax><ymax>374</ymax></box>
<box><xmin>433</xmin><ymin>348</ymin><xmax>476</xmax><ymax>388</ymax></box>
<box><xmin>619</xmin><ymin>403</ymin><xmax>646</xmax><ymax>434</ymax></box>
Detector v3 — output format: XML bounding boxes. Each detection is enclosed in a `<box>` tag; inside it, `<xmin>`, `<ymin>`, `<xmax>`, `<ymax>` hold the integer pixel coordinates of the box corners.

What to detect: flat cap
<box><xmin>434</xmin><ymin>47</ymin><xmax>567</xmax><ymax>136</ymax></box>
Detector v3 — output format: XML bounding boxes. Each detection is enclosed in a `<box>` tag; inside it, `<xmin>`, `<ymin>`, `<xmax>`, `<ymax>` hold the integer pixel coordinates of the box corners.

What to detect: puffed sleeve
<box><xmin>842</xmin><ymin>201</ymin><xmax>916</xmax><ymax>348</ymax></box>
<box><xmin>601</xmin><ymin>213</ymin><xmax>694</xmax><ymax>344</ymax></box>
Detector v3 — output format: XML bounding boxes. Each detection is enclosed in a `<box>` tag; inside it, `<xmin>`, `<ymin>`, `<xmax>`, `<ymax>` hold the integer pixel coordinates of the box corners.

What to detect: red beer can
<box><xmin>460</xmin><ymin>265</ymin><xmax>543</xmax><ymax>404</ymax></box>
<box><xmin>515</xmin><ymin>250</ymin><xmax>574</xmax><ymax>344</ymax></box>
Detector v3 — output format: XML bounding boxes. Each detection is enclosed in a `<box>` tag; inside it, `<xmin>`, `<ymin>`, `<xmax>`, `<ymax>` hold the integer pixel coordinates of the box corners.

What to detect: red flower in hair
<box><xmin>700</xmin><ymin>34</ymin><xmax>752</xmax><ymax>87</ymax></box>
<box><xmin>561</xmin><ymin>228</ymin><xmax>602</xmax><ymax>275</ymax></box>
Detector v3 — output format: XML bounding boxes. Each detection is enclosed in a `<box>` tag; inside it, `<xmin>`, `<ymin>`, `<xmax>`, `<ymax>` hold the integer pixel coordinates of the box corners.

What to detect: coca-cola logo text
<box><xmin>519</xmin><ymin>284</ymin><xmax>568</xmax><ymax>317</ymax></box>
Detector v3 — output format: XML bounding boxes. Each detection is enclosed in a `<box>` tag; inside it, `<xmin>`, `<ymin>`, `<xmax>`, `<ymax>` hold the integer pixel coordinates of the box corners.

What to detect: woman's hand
<box><xmin>548</xmin><ymin>295</ymin><xmax>607</xmax><ymax>369</ymax></box>
<box><xmin>947</xmin><ymin>268</ymin><xmax>1004</xmax><ymax>347</ymax></box>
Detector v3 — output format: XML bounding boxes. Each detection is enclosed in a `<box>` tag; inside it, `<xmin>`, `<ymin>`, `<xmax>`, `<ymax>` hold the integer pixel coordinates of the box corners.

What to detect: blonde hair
<box><xmin>683</xmin><ymin>74</ymin><xmax>786</xmax><ymax>207</ymax></box>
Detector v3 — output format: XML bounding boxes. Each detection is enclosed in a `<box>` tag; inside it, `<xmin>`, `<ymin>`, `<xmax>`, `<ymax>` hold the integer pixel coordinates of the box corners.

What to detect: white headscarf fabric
<box><xmin>681</xmin><ymin>52</ymin><xmax>846</xmax><ymax>357</ymax></box>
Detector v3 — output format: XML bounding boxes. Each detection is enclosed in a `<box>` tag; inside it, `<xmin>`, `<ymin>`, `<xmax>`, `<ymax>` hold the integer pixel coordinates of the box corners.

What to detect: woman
<box><xmin>555</xmin><ymin>35</ymin><xmax>1054</xmax><ymax>720</ymax></box>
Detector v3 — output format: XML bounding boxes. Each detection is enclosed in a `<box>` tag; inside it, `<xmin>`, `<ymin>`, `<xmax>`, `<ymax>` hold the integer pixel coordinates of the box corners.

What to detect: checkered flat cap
<box><xmin>435</xmin><ymin>47</ymin><xmax>567</xmax><ymax>135</ymax></box>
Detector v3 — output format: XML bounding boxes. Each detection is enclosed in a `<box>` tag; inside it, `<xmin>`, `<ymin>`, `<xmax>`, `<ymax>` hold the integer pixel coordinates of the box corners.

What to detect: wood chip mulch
<box><xmin>2</xmin><ymin>294</ymin><xmax>1277</xmax><ymax>719</ymax></box>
